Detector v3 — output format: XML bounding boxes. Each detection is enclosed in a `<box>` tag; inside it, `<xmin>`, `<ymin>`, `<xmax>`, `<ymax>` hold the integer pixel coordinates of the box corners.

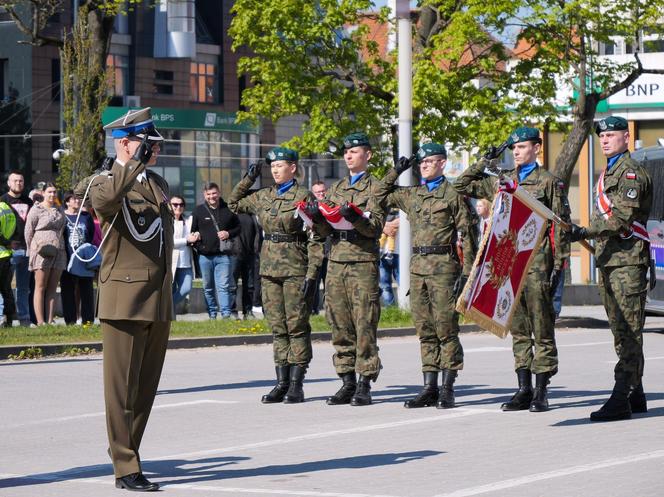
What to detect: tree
<box><xmin>231</xmin><ymin>0</ymin><xmax>664</xmax><ymax>182</ymax></box>
<box><xmin>0</xmin><ymin>0</ymin><xmax>133</xmax><ymax>183</ymax></box>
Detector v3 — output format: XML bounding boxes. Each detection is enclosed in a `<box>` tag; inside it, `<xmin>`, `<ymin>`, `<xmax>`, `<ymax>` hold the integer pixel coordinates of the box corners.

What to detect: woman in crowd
<box><xmin>171</xmin><ymin>195</ymin><xmax>197</xmax><ymax>310</ymax></box>
<box><xmin>24</xmin><ymin>183</ymin><xmax>66</xmax><ymax>325</ymax></box>
<box><xmin>60</xmin><ymin>191</ymin><xmax>95</xmax><ymax>325</ymax></box>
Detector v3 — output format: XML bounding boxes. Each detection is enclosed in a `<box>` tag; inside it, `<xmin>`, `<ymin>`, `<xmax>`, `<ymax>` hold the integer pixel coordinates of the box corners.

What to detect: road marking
<box><xmin>3</xmin><ymin>400</ymin><xmax>238</xmax><ymax>429</ymax></box>
<box><xmin>154</xmin><ymin>408</ymin><xmax>493</xmax><ymax>461</ymax></box>
<box><xmin>557</xmin><ymin>341</ymin><xmax>613</xmax><ymax>348</ymax></box>
<box><xmin>463</xmin><ymin>341</ymin><xmax>612</xmax><ymax>354</ymax></box>
<box><xmin>605</xmin><ymin>355</ymin><xmax>664</xmax><ymax>363</ymax></box>
<box><xmin>431</xmin><ymin>449</ymin><xmax>664</xmax><ymax>497</ymax></box>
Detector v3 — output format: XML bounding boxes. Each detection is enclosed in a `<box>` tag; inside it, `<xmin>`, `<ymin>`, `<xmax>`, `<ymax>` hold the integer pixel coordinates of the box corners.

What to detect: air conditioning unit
<box><xmin>124</xmin><ymin>95</ymin><xmax>141</xmax><ymax>108</ymax></box>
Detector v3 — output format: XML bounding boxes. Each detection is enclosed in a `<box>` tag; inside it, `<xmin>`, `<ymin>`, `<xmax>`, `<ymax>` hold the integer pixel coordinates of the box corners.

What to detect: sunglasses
<box><xmin>171</xmin><ymin>202</ymin><xmax>184</xmax><ymax>207</ymax></box>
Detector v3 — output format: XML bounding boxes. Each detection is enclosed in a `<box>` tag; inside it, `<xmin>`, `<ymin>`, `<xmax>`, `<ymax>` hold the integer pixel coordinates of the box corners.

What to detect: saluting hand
<box><xmin>132</xmin><ymin>135</ymin><xmax>153</xmax><ymax>165</ymax></box>
<box><xmin>395</xmin><ymin>155</ymin><xmax>417</xmax><ymax>175</ymax></box>
<box><xmin>247</xmin><ymin>161</ymin><xmax>263</xmax><ymax>182</ymax></box>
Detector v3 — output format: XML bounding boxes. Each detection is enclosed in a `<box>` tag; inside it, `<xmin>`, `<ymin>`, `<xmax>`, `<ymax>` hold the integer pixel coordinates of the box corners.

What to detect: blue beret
<box><xmin>416</xmin><ymin>142</ymin><xmax>447</xmax><ymax>162</ymax></box>
<box><xmin>342</xmin><ymin>132</ymin><xmax>371</xmax><ymax>149</ymax></box>
<box><xmin>506</xmin><ymin>127</ymin><xmax>541</xmax><ymax>148</ymax></box>
<box><xmin>595</xmin><ymin>116</ymin><xmax>628</xmax><ymax>135</ymax></box>
<box><xmin>266</xmin><ymin>147</ymin><xmax>298</xmax><ymax>164</ymax></box>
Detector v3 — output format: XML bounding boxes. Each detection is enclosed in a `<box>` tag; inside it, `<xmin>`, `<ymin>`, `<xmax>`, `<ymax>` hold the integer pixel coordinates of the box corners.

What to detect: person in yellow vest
<box><xmin>0</xmin><ymin>201</ymin><xmax>16</xmax><ymax>327</ymax></box>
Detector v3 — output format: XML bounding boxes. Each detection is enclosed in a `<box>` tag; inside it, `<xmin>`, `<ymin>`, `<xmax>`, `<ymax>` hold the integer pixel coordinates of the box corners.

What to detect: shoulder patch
<box><xmin>625</xmin><ymin>188</ymin><xmax>638</xmax><ymax>200</ymax></box>
<box><xmin>626</xmin><ymin>170</ymin><xmax>637</xmax><ymax>180</ymax></box>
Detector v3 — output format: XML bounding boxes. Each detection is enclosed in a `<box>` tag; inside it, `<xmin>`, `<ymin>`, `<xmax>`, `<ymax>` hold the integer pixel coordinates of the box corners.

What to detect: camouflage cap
<box><xmin>103</xmin><ymin>107</ymin><xmax>163</xmax><ymax>142</ymax></box>
<box><xmin>342</xmin><ymin>132</ymin><xmax>371</xmax><ymax>149</ymax></box>
<box><xmin>416</xmin><ymin>142</ymin><xmax>447</xmax><ymax>162</ymax></box>
<box><xmin>595</xmin><ymin>116</ymin><xmax>628</xmax><ymax>135</ymax></box>
<box><xmin>266</xmin><ymin>146</ymin><xmax>298</xmax><ymax>164</ymax></box>
<box><xmin>506</xmin><ymin>126</ymin><xmax>541</xmax><ymax>149</ymax></box>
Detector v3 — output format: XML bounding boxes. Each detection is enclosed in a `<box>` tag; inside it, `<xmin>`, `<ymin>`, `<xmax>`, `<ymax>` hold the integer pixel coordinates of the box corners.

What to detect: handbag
<box><xmin>204</xmin><ymin>203</ymin><xmax>235</xmax><ymax>254</ymax></box>
<box><xmin>38</xmin><ymin>244</ymin><xmax>58</xmax><ymax>258</ymax></box>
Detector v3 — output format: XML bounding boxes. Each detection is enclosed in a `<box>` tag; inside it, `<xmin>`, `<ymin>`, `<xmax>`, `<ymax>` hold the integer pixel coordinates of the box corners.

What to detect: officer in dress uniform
<box><xmin>382</xmin><ymin>143</ymin><xmax>476</xmax><ymax>409</ymax></box>
<box><xmin>228</xmin><ymin>147</ymin><xmax>323</xmax><ymax>404</ymax></box>
<box><xmin>570</xmin><ymin>116</ymin><xmax>652</xmax><ymax>422</ymax></box>
<box><xmin>454</xmin><ymin>127</ymin><xmax>570</xmax><ymax>413</ymax></box>
<box><xmin>78</xmin><ymin>108</ymin><xmax>173</xmax><ymax>491</ymax></box>
<box><xmin>307</xmin><ymin>132</ymin><xmax>389</xmax><ymax>406</ymax></box>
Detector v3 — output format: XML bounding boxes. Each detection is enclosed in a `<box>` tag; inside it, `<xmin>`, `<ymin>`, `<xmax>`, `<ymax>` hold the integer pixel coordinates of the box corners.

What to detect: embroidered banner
<box><xmin>456</xmin><ymin>187</ymin><xmax>549</xmax><ymax>338</ymax></box>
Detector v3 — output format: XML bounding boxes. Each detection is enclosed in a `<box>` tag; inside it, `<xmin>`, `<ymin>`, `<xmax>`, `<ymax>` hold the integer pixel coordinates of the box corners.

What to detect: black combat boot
<box><xmin>404</xmin><ymin>372</ymin><xmax>439</xmax><ymax>408</ymax></box>
<box><xmin>529</xmin><ymin>372</ymin><xmax>550</xmax><ymax>412</ymax></box>
<box><xmin>629</xmin><ymin>381</ymin><xmax>647</xmax><ymax>413</ymax></box>
<box><xmin>501</xmin><ymin>368</ymin><xmax>533</xmax><ymax>411</ymax></box>
<box><xmin>326</xmin><ymin>372</ymin><xmax>357</xmax><ymax>405</ymax></box>
<box><xmin>350</xmin><ymin>375</ymin><xmax>373</xmax><ymax>406</ymax></box>
<box><xmin>591</xmin><ymin>376</ymin><xmax>632</xmax><ymax>421</ymax></box>
<box><xmin>283</xmin><ymin>365</ymin><xmax>306</xmax><ymax>404</ymax></box>
<box><xmin>261</xmin><ymin>365</ymin><xmax>290</xmax><ymax>404</ymax></box>
<box><xmin>437</xmin><ymin>369</ymin><xmax>457</xmax><ymax>409</ymax></box>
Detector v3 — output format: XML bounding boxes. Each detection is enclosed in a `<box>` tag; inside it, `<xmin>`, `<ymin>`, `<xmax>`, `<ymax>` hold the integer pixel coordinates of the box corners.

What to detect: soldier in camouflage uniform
<box><xmin>229</xmin><ymin>147</ymin><xmax>323</xmax><ymax>404</ymax></box>
<box><xmin>570</xmin><ymin>116</ymin><xmax>652</xmax><ymax>422</ymax></box>
<box><xmin>307</xmin><ymin>132</ymin><xmax>388</xmax><ymax>406</ymax></box>
<box><xmin>382</xmin><ymin>143</ymin><xmax>475</xmax><ymax>409</ymax></box>
<box><xmin>454</xmin><ymin>127</ymin><xmax>570</xmax><ymax>412</ymax></box>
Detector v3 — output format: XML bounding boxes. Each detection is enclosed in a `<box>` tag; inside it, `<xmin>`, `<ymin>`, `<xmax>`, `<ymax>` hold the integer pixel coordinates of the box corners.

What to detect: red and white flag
<box><xmin>456</xmin><ymin>188</ymin><xmax>549</xmax><ymax>338</ymax></box>
<box><xmin>294</xmin><ymin>201</ymin><xmax>314</xmax><ymax>227</ymax></box>
<box><xmin>294</xmin><ymin>201</ymin><xmax>370</xmax><ymax>230</ymax></box>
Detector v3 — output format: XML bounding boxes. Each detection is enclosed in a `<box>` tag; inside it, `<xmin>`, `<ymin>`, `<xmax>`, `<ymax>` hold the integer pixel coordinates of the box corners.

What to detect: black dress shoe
<box><xmin>115</xmin><ymin>472</ymin><xmax>159</xmax><ymax>492</ymax></box>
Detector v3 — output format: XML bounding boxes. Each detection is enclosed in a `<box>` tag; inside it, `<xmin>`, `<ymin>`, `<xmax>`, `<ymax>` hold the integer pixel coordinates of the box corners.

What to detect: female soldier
<box><xmin>229</xmin><ymin>147</ymin><xmax>323</xmax><ymax>403</ymax></box>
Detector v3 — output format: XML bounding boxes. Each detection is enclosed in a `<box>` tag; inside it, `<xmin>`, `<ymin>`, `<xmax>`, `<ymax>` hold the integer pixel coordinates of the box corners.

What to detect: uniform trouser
<box><xmin>598</xmin><ymin>264</ymin><xmax>647</xmax><ymax>386</ymax></box>
<box><xmin>261</xmin><ymin>275</ymin><xmax>312</xmax><ymax>367</ymax></box>
<box><xmin>510</xmin><ymin>270</ymin><xmax>558</xmax><ymax>375</ymax></box>
<box><xmin>102</xmin><ymin>319</ymin><xmax>170</xmax><ymax>478</ymax></box>
<box><xmin>326</xmin><ymin>260</ymin><xmax>381</xmax><ymax>379</ymax></box>
<box><xmin>411</xmin><ymin>270</ymin><xmax>463</xmax><ymax>372</ymax></box>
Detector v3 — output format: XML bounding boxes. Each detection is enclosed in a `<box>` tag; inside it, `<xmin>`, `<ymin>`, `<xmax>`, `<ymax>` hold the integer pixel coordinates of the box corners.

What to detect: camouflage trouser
<box><xmin>598</xmin><ymin>264</ymin><xmax>647</xmax><ymax>386</ymax></box>
<box><xmin>411</xmin><ymin>270</ymin><xmax>463</xmax><ymax>372</ymax></box>
<box><xmin>326</xmin><ymin>260</ymin><xmax>381</xmax><ymax>379</ymax></box>
<box><xmin>510</xmin><ymin>270</ymin><xmax>558</xmax><ymax>375</ymax></box>
<box><xmin>261</xmin><ymin>275</ymin><xmax>312</xmax><ymax>367</ymax></box>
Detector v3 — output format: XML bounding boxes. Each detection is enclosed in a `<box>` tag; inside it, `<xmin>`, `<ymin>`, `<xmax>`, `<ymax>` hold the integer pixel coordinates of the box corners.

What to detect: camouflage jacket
<box><xmin>314</xmin><ymin>172</ymin><xmax>388</xmax><ymax>263</ymax></box>
<box><xmin>385</xmin><ymin>179</ymin><xmax>475</xmax><ymax>276</ymax></box>
<box><xmin>453</xmin><ymin>160</ymin><xmax>570</xmax><ymax>274</ymax></box>
<box><xmin>228</xmin><ymin>176</ymin><xmax>323</xmax><ymax>279</ymax></box>
<box><xmin>587</xmin><ymin>152</ymin><xmax>652</xmax><ymax>267</ymax></box>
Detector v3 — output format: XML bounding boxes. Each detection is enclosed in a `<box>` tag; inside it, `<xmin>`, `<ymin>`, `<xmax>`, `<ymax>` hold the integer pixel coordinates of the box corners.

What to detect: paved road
<box><xmin>1</xmin><ymin>320</ymin><xmax>663</xmax><ymax>496</ymax></box>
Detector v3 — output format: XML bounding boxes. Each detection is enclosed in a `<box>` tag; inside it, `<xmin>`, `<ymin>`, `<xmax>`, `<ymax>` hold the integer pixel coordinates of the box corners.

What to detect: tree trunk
<box><xmin>553</xmin><ymin>93</ymin><xmax>599</xmax><ymax>187</ymax></box>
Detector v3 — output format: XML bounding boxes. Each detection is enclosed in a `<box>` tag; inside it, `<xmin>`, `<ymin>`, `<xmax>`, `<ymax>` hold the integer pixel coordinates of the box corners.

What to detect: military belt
<box><xmin>412</xmin><ymin>245</ymin><xmax>454</xmax><ymax>256</ymax></box>
<box><xmin>264</xmin><ymin>233</ymin><xmax>306</xmax><ymax>243</ymax></box>
<box><xmin>330</xmin><ymin>230</ymin><xmax>363</xmax><ymax>242</ymax></box>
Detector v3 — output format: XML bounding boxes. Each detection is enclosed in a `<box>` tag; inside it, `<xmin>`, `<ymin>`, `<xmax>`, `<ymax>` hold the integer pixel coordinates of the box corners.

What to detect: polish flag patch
<box><xmin>626</xmin><ymin>171</ymin><xmax>637</xmax><ymax>180</ymax></box>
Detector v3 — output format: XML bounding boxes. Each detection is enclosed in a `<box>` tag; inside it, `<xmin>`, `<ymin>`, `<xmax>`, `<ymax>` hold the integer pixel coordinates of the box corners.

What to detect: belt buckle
<box><xmin>339</xmin><ymin>231</ymin><xmax>348</xmax><ymax>241</ymax></box>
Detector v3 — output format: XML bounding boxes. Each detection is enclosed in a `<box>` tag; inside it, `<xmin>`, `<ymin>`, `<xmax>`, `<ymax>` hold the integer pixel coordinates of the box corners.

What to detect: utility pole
<box><xmin>395</xmin><ymin>0</ymin><xmax>412</xmax><ymax>309</ymax></box>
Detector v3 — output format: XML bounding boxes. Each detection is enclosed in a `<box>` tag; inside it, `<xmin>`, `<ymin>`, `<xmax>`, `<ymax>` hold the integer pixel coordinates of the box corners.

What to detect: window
<box><xmin>154</xmin><ymin>70</ymin><xmax>174</xmax><ymax>95</ymax></box>
<box><xmin>168</xmin><ymin>0</ymin><xmax>195</xmax><ymax>33</ymax></box>
<box><xmin>0</xmin><ymin>59</ymin><xmax>6</xmax><ymax>101</ymax></box>
<box><xmin>51</xmin><ymin>59</ymin><xmax>60</xmax><ymax>99</ymax></box>
<box><xmin>106</xmin><ymin>54</ymin><xmax>129</xmax><ymax>96</ymax></box>
<box><xmin>644</xmin><ymin>39</ymin><xmax>664</xmax><ymax>53</ymax></box>
<box><xmin>189</xmin><ymin>62</ymin><xmax>217</xmax><ymax>103</ymax></box>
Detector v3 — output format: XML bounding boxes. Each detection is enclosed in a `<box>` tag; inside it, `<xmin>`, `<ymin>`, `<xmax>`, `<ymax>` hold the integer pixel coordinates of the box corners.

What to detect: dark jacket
<box><xmin>1</xmin><ymin>193</ymin><xmax>33</xmax><ymax>249</ymax></box>
<box><xmin>191</xmin><ymin>200</ymin><xmax>240</xmax><ymax>255</ymax></box>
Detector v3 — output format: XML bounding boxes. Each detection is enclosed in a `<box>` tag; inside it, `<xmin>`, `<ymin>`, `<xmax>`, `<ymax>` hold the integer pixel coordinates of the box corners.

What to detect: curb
<box><xmin>0</xmin><ymin>317</ymin><xmax>608</xmax><ymax>360</ymax></box>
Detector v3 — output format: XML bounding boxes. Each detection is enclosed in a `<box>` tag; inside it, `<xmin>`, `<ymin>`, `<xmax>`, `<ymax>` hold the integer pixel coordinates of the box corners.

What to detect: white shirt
<box><xmin>172</xmin><ymin>216</ymin><xmax>193</xmax><ymax>272</ymax></box>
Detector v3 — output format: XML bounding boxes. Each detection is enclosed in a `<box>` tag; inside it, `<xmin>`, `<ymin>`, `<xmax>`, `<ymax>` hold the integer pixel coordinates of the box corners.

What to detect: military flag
<box><xmin>456</xmin><ymin>185</ymin><xmax>550</xmax><ymax>338</ymax></box>
<box><xmin>294</xmin><ymin>201</ymin><xmax>370</xmax><ymax>230</ymax></box>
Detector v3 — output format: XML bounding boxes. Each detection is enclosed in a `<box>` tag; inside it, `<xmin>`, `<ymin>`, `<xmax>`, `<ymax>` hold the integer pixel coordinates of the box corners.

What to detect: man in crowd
<box><xmin>1</xmin><ymin>171</ymin><xmax>33</xmax><ymax>326</ymax></box>
<box><xmin>454</xmin><ymin>127</ymin><xmax>570</xmax><ymax>413</ymax></box>
<box><xmin>569</xmin><ymin>116</ymin><xmax>652</xmax><ymax>422</ymax></box>
<box><xmin>0</xmin><ymin>199</ymin><xmax>16</xmax><ymax>327</ymax></box>
<box><xmin>232</xmin><ymin>212</ymin><xmax>259</xmax><ymax>319</ymax></box>
<box><xmin>190</xmin><ymin>182</ymin><xmax>240</xmax><ymax>320</ymax></box>
<box><xmin>310</xmin><ymin>181</ymin><xmax>330</xmax><ymax>314</ymax></box>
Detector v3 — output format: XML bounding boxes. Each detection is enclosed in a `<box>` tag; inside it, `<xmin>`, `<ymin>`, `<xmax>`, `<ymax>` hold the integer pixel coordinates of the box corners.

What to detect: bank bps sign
<box><xmin>102</xmin><ymin>107</ymin><xmax>260</xmax><ymax>134</ymax></box>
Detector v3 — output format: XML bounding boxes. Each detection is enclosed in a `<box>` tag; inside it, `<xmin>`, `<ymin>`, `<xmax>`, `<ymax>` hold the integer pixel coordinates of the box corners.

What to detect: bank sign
<box><xmin>102</xmin><ymin>107</ymin><xmax>260</xmax><ymax>134</ymax></box>
<box><xmin>608</xmin><ymin>73</ymin><xmax>664</xmax><ymax>108</ymax></box>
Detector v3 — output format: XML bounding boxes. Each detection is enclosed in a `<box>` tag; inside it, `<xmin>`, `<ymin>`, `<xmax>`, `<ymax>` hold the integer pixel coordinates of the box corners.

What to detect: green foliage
<box><xmin>8</xmin><ymin>347</ymin><xmax>43</xmax><ymax>360</ymax></box>
<box><xmin>58</xmin><ymin>7</ymin><xmax>110</xmax><ymax>190</ymax></box>
<box><xmin>231</xmin><ymin>0</ymin><xmax>664</xmax><ymax>174</ymax></box>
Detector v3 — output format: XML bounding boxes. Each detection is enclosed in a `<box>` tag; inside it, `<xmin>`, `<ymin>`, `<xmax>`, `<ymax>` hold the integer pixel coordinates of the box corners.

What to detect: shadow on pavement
<box><xmin>158</xmin><ymin>377</ymin><xmax>336</xmax><ymax>395</ymax></box>
<box><xmin>550</xmin><ymin>406</ymin><xmax>664</xmax><ymax>427</ymax></box>
<box><xmin>151</xmin><ymin>450</ymin><xmax>443</xmax><ymax>487</ymax></box>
